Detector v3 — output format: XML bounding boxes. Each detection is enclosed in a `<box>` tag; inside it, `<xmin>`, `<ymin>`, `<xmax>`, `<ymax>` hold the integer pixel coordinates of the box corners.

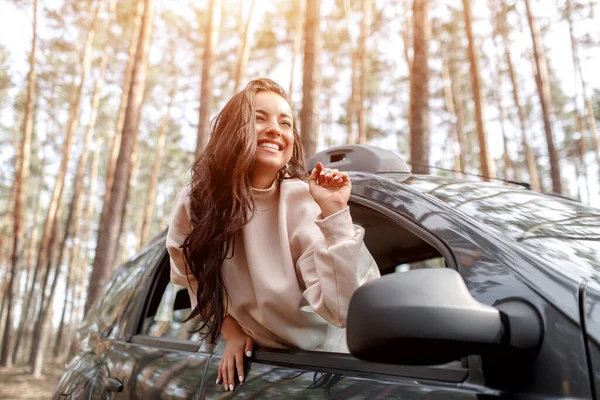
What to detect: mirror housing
<box><xmin>347</xmin><ymin>268</ymin><xmax>543</xmax><ymax>366</ymax></box>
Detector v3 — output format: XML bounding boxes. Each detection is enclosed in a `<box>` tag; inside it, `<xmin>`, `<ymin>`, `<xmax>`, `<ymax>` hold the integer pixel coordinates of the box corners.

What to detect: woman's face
<box><xmin>251</xmin><ymin>91</ymin><xmax>294</xmax><ymax>185</ymax></box>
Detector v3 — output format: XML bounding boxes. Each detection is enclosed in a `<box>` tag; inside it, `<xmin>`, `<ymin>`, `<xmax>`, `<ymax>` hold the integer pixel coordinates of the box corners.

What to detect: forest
<box><xmin>0</xmin><ymin>0</ymin><xmax>599</xmax><ymax>381</ymax></box>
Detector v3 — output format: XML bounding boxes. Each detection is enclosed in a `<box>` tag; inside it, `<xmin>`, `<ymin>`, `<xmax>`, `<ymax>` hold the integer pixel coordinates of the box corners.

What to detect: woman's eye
<box><xmin>280</xmin><ymin>121</ymin><xmax>292</xmax><ymax>127</ymax></box>
<box><xmin>256</xmin><ymin>115</ymin><xmax>265</xmax><ymax>121</ymax></box>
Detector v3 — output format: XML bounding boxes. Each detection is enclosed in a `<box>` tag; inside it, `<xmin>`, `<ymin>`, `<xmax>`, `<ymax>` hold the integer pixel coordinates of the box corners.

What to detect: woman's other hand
<box><xmin>216</xmin><ymin>316</ymin><xmax>254</xmax><ymax>391</ymax></box>
<box><xmin>308</xmin><ymin>162</ymin><xmax>352</xmax><ymax>218</ymax></box>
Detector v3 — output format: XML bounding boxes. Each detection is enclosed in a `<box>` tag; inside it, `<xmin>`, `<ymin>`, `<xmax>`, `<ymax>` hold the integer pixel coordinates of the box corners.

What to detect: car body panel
<box><xmin>199</xmin><ymin>354</ymin><xmax>497</xmax><ymax>399</ymax></box>
<box><xmin>104</xmin><ymin>340</ymin><xmax>208</xmax><ymax>400</ymax></box>
<box><xmin>349</xmin><ymin>173</ymin><xmax>594</xmax><ymax>398</ymax></box>
<box><xmin>583</xmin><ymin>279</ymin><xmax>600</xmax><ymax>397</ymax></box>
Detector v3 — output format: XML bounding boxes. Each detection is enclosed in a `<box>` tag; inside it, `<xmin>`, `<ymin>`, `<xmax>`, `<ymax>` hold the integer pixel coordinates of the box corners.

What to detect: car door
<box><xmin>106</xmin><ymin>248</ymin><xmax>212</xmax><ymax>400</ymax></box>
<box><xmin>376</xmin><ymin>174</ymin><xmax>594</xmax><ymax>398</ymax></box>
<box><xmin>195</xmin><ymin>191</ymin><xmax>500</xmax><ymax>399</ymax></box>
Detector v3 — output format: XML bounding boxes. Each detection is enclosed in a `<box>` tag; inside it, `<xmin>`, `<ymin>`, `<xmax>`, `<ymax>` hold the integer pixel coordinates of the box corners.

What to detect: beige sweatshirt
<box><xmin>167</xmin><ymin>178</ymin><xmax>380</xmax><ymax>352</ymax></box>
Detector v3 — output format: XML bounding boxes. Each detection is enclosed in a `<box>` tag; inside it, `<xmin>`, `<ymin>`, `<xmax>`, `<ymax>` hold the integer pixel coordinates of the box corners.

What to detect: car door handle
<box><xmin>105</xmin><ymin>377</ymin><xmax>123</xmax><ymax>392</ymax></box>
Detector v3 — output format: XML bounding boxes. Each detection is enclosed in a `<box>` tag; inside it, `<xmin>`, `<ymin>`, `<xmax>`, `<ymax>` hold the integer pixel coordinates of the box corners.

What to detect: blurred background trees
<box><xmin>0</xmin><ymin>0</ymin><xmax>599</xmax><ymax>377</ymax></box>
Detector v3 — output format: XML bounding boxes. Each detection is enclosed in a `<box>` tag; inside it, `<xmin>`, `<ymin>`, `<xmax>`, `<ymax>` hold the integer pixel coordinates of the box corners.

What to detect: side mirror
<box><xmin>347</xmin><ymin>268</ymin><xmax>543</xmax><ymax>366</ymax></box>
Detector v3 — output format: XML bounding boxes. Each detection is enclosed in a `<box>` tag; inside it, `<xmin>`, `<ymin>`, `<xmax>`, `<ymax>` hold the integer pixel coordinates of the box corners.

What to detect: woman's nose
<box><xmin>265</xmin><ymin>120</ymin><xmax>282</xmax><ymax>136</ymax></box>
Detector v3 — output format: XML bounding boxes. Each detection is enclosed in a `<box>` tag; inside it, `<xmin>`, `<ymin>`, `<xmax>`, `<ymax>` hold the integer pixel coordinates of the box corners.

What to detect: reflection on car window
<box><xmin>91</xmin><ymin>251</ymin><xmax>150</xmax><ymax>335</ymax></box>
<box><xmin>143</xmin><ymin>282</ymin><xmax>205</xmax><ymax>342</ymax></box>
<box><xmin>395</xmin><ymin>256</ymin><xmax>445</xmax><ymax>273</ymax></box>
<box><xmin>406</xmin><ymin>176</ymin><xmax>600</xmax><ymax>276</ymax></box>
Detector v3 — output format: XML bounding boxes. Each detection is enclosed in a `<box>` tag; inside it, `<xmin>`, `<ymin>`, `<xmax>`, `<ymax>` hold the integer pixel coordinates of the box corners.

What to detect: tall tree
<box><xmin>101</xmin><ymin>1</ymin><xmax>143</xmax><ymax>217</ymax></box>
<box><xmin>288</xmin><ymin>0</ymin><xmax>304</xmax><ymax>107</ymax></box>
<box><xmin>524</xmin><ymin>0</ymin><xmax>562</xmax><ymax>193</ymax></box>
<box><xmin>441</xmin><ymin>60</ymin><xmax>463</xmax><ymax>177</ymax></box>
<box><xmin>29</xmin><ymin>0</ymin><xmax>104</xmax><ymax>377</ymax></box>
<box><xmin>11</xmin><ymin>147</ymin><xmax>46</xmax><ymax>364</ymax></box>
<box><xmin>409</xmin><ymin>0</ymin><xmax>430</xmax><ymax>174</ymax></box>
<box><xmin>68</xmin><ymin>145</ymin><xmax>100</xmax><ymax>359</ymax></box>
<box><xmin>85</xmin><ymin>0</ymin><xmax>154</xmax><ymax>315</ymax></box>
<box><xmin>301</xmin><ymin>0</ymin><xmax>321</xmax><ymax>158</ymax></box>
<box><xmin>53</xmin><ymin>50</ymin><xmax>109</xmax><ymax>358</ymax></box>
<box><xmin>140</xmin><ymin>85</ymin><xmax>175</xmax><ymax>248</ymax></box>
<box><xmin>196</xmin><ymin>0</ymin><xmax>221</xmax><ymax>157</ymax></box>
<box><xmin>233</xmin><ymin>0</ymin><xmax>256</xmax><ymax>94</ymax></box>
<box><xmin>0</xmin><ymin>0</ymin><xmax>37</xmax><ymax>368</ymax></box>
<box><xmin>342</xmin><ymin>0</ymin><xmax>357</xmax><ymax>144</ymax></box>
<box><xmin>496</xmin><ymin>0</ymin><xmax>540</xmax><ymax>191</ymax></box>
<box><xmin>462</xmin><ymin>0</ymin><xmax>496</xmax><ymax>180</ymax></box>
<box><xmin>357</xmin><ymin>0</ymin><xmax>371</xmax><ymax>144</ymax></box>
<box><xmin>565</xmin><ymin>0</ymin><xmax>600</xmax><ymax>173</ymax></box>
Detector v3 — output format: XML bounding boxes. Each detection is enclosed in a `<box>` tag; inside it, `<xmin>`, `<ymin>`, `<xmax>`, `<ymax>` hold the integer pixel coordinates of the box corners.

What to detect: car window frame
<box><xmin>125</xmin><ymin>248</ymin><xmax>212</xmax><ymax>353</ymax></box>
<box><xmin>241</xmin><ymin>194</ymin><xmax>465</xmax><ymax>382</ymax></box>
<box><xmin>124</xmin><ymin>194</ymin><xmax>467</xmax><ymax>383</ymax></box>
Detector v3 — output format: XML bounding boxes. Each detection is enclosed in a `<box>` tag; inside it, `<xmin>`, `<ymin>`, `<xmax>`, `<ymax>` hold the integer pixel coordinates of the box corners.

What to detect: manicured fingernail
<box><xmin>229</xmin><ymin>384</ymin><xmax>234</xmax><ymax>391</ymax></box>
<box><xmin>239</xmin><ymin>375</ymin><xmax>244</xmax><ymax>382</ymax></box>
<box><xmin>216</xmin><ymin>378</ymin><xmax>219</xmax><ymax>384</ymax></box>
<box><xmin>246</xmin><ymin>350</ymin><xmax>252</xmax><ymax>357</ymax></box>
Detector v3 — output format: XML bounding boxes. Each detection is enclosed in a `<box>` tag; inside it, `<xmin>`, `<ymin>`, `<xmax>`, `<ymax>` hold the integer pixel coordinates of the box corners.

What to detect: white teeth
<box><xmin>258</xmin><ymin>142</ymin><xmax>280</xmax><ymax>151</ymax></box>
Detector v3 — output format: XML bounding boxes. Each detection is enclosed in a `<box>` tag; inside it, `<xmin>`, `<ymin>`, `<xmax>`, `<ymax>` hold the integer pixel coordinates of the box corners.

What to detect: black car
<box><xmin>54</xmin><ymin>145</ymin><xmax>599</xmax><ymax>399</ymax></box>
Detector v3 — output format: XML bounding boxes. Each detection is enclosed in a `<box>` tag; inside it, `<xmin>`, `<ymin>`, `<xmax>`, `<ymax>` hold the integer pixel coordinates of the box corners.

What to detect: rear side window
<box><xmin>88</xmin><ymin>249</ymin><xmax>152</xmax><ymax>337</ymax></box>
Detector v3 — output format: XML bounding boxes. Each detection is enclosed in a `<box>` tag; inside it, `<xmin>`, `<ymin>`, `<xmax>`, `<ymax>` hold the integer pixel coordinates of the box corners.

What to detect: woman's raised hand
<box><xmin>216</xmin><ymin>316</ymin><xmax>254</xmax><ymax>391</ymax></box>
<box><xmin>308</xmin><ymin>162</ymin><xmax>352</xmax><ymax>218</ymax></box>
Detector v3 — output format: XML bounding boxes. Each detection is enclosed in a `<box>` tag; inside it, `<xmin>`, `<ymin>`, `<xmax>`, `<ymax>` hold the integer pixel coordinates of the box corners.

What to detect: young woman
<box><xmin>167</xmin><ymin>78</ymin><xmax>379</xmax><ymax>391</ymax></box>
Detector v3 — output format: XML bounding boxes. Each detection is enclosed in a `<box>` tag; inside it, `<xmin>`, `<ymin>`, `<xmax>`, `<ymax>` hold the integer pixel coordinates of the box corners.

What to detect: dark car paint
<box><xmin>54</xmin><ymin>173</ymin><xmax>599</xmax><ymax>399</ymax></box>
<box><xmin>583</xmin><ymin>279</ymin><xmax>600</xmax><ymax>396</ymax></box>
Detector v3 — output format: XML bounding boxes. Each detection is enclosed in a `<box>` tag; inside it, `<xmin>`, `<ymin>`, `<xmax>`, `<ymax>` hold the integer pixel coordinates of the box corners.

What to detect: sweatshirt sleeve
<box><xmin>166</xmin><ymin>186</ymin><xmax>199</xmax><ymax>307</ymax></box>
<box><xmin>293</xmin><ymin>204</ymin><xmax>380</xmax><ymax>329</ymax></box>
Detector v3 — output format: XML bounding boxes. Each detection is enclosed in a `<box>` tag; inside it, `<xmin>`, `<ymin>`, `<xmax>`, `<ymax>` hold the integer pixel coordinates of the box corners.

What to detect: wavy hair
<box><xmin>182</xmin><ymin>78</ymin><xmax>306</xmax><ymax>343</ymax></box>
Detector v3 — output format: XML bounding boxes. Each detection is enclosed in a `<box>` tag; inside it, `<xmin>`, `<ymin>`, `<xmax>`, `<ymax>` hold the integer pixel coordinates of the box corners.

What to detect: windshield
<box><xmin>404</xmin><ymin>176</ymin><xmax>600</xmax><ymax>277</ymax></box>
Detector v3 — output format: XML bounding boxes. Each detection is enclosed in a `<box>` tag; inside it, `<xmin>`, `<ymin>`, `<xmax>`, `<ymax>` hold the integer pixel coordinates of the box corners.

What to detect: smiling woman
<box><xmin>166</xmin><ymin>78</ymin><xmax>380</xmax><ymax>392</ymax></box>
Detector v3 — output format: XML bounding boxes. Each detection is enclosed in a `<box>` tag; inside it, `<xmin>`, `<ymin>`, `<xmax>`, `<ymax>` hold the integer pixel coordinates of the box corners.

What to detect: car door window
<box><xmin>212</xmin><ymin>199</ymin><xmax>458</xmax><ymax>361</ymax></box>
<box><xmin>86</xmin><ymin>248</ymin><xmax>153</xmax><ymax>338</ymax></box>
<box><xmin>135</xmin><ymin>254</ymin><xmax>213</xmax><ymax>353</ymax></box>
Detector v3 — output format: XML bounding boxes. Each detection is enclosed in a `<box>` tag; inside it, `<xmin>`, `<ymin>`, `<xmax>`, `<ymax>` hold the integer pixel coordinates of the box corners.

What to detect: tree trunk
<box><xmin>67</xmin><ymin>146</ymin><xmax>101</xmax><ymax>359</ymax></box>
<box><xmin>497</xmin><ymin>0</ymin><xmax>540</xmax><ymax>191</ymax></box>
<box><xmin>0</xmin><ymin>0</ymin><xmax>37</xmax><ymax>368</ymax></box>
<box><xmin>441</xmin><ymin>60</ymin><xmax>463</xmax><ymax>177</ymax></box>
<box><xmin>565</xmin><ymin>0</ymin><xmax>600</xmax><ymax>174</ymax></box>
<box><xmin>102</xmin><ymin>1</ymin><xmax>143</xmax><ymax>215</ymax></box>
<box><xmin>524</xmin><ymin>0</ymin><xmax>562</xmax><ymax>193</ymax></box>
<box><xmin>29</xmin><ymin>1</ymin><xmax>102</xmax><ymax>377</ymax></box>
<box><xmin>196</xmin><ymin>0</ymin><xmax>221</xmax><ymax>157</ymax></box>
<box><xmin>140</xmin><ymin>87</ymin><xmax>175</xmax><ymax>248</ymax></box>
<box><xmin>301</xmin><ymin>0</ymin><xmax>321</xmax><ymax>159</ymax></box>
<box><xmin>85</xmin><ymin>0</ymin><xmax>154</xmax><ymax>317</ymax></box>
<box><xmin>288</xmin><ymin>0</ymin><xmax>303</xmax><ymax>107</ymax></box>
<box><xmin>357</xmin><ymin>0</ymin><xmax>371</xmax><ymax>144</ymax></box>
<box><xmin>233</xmin><ymin>0</ymin><xmax>256</xmax><ymax>94</ymax></box>
<box><xmin>347</xmin><ymin>51</ymin><xmax>358</xmax><ymax>144</ymax></box>
<box><xmin>52</xmin><ymin>50</ymin><xmax>108</xmax><ymax>359</ymax></box>
<box><xmin>342</xmin><ymin>0</ymin><xmax>357</xmax><ymax>144</ymax></box>
<box><xmin>409</xmin><ymin>0</ymin><xmax>430</xmax><ymax>174</ymax></box>
<box><xmin>11</xmin><ymin>150</ymin><xmax>46</xmax><ymax>364</ymax></box>
<box><xmin>493</xmin><ymin>87</ymin><xmax>514</xmax><ymax>180</ymax></box>
<box><xmin>462</xmin><ymin>0</ymin><xmax>495</xmax><ymax>180</ymax></box>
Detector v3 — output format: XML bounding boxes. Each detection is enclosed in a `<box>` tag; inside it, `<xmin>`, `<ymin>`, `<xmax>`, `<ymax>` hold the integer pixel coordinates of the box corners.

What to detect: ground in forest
<box><xmin>0</xmin><ymin>360</ymin><xmax>64</xmax><ymax>400</ymax></box>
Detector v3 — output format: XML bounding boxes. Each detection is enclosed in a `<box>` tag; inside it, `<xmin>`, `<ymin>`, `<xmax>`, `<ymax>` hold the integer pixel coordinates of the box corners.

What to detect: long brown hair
<box><xmin>182</xmin><ymin>78</ymin><xmax>306</xmax><ymax>343</ymax></box>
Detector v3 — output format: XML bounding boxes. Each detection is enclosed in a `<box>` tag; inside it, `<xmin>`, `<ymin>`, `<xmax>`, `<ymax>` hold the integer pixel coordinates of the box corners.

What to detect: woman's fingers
<box><xmin>221</xmin><ymin>359</ymin><xmax>229</xmax><ymax>391</ymax></box>
<box><xmin>236</xmin><ymin>353</ymin><xmax>244</xmax><ymax>384</ymax></box>
<box><xmin>245</xmin><ymin>336</ymin><xmax>254</xmax><ymax>358</ymax></box>
<box><xmin>227</xmin><ymin>357</ymin><xmax>235</xmax><ymax>391</ymax></box>
<box><xmin>217</xmin><ymin>365</ymin><xmax>222</xmax><ymax>385</ymax></box>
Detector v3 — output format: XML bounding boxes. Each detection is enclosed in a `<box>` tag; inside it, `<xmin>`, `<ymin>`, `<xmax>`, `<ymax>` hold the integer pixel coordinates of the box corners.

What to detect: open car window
<box><xmin>132</xmin><ymin>253</ymin><xmax>213</xmax><ymax>353</ymax></box>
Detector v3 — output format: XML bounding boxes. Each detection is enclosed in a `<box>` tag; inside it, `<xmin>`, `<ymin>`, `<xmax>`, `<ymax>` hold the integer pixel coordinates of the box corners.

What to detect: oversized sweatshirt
<box><xmin>167</xmin><ymin>178</ymin><xmax>380</xmax><ymax>352</ymax></box>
